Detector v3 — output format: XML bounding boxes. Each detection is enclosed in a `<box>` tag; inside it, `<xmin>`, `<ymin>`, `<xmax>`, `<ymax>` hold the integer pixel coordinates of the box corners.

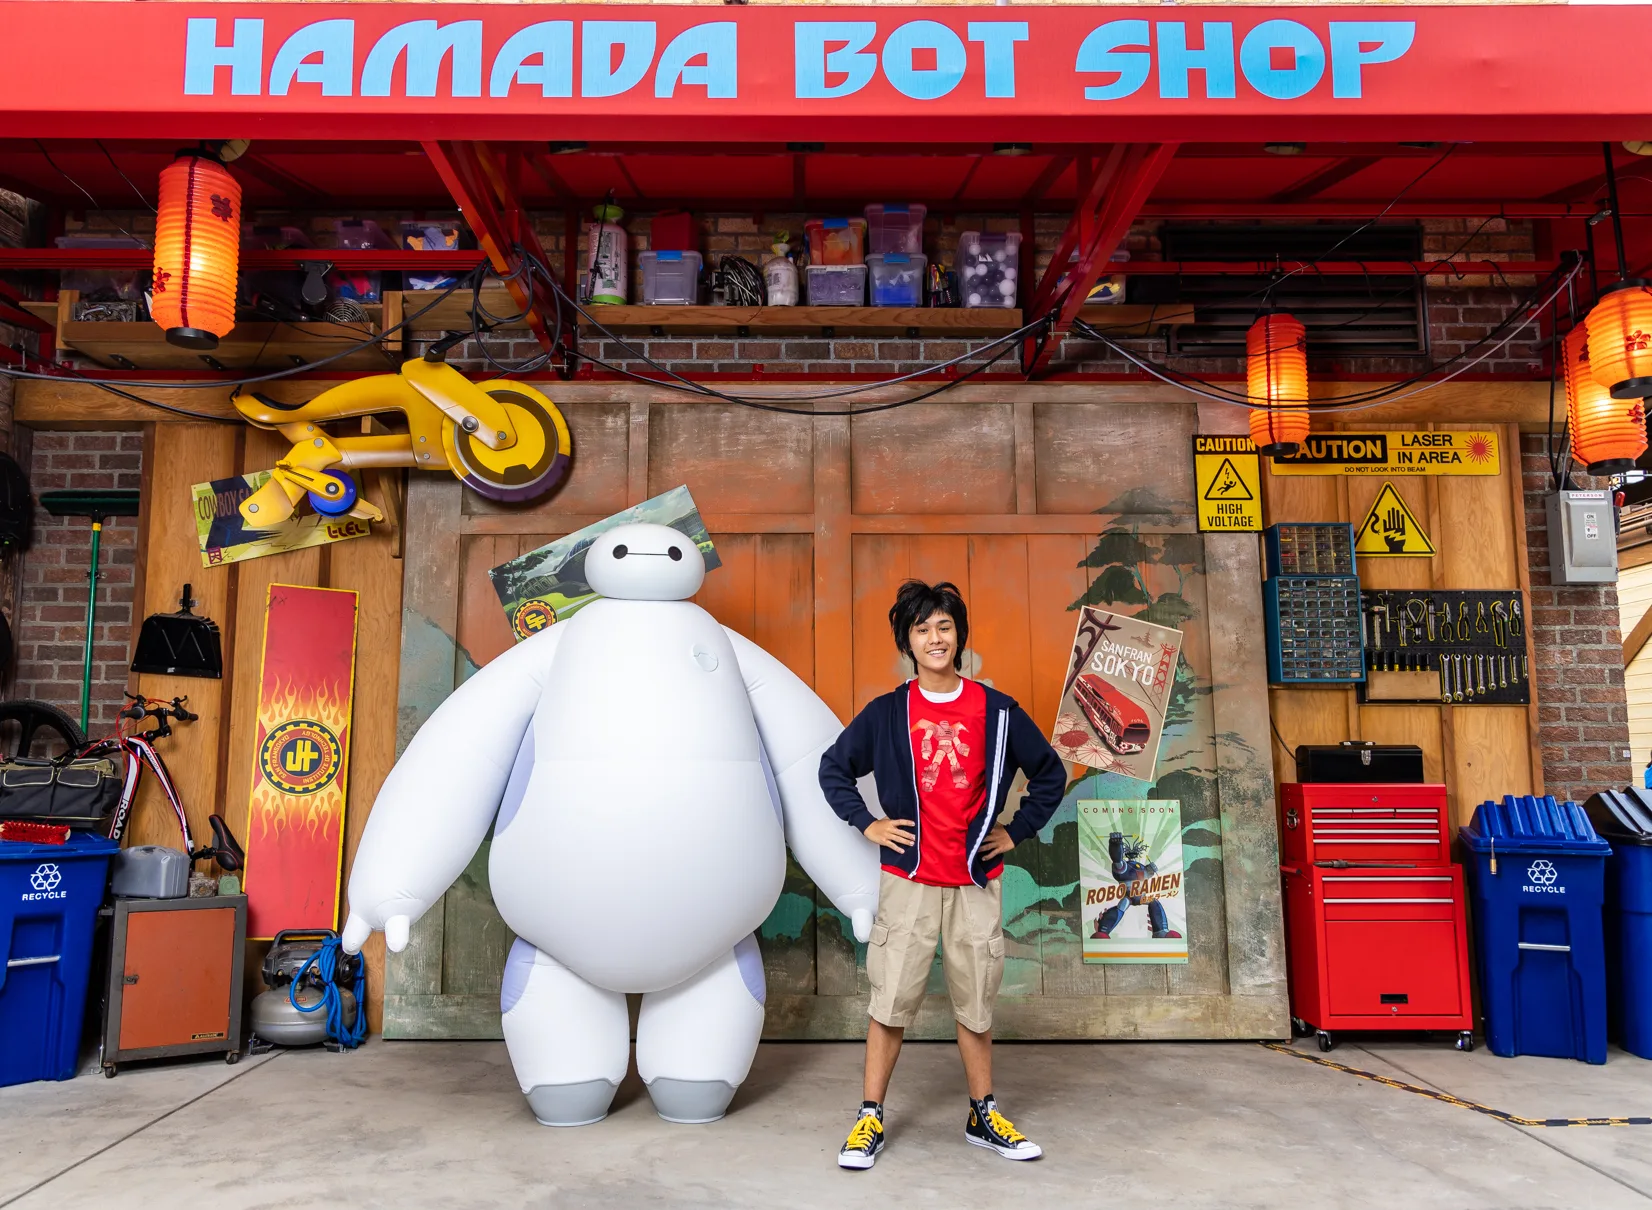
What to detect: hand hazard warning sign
<box><xmin>1355</xmin><ymin>481</ymin><xmax>1436</xmax><ymax>557</ymax></box>
<box><xmin>1192</xmin><ymin>436</ymin><xmax>1262</xmax><ymax>532</ymax></box>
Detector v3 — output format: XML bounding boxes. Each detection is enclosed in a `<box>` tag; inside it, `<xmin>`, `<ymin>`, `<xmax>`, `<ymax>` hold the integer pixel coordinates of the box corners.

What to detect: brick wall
<box><xmin>11</xmin><ymin>432</ymin><xmax>143</xmax><ymax>734</ymax></box>
<box><xmin>1521</xmin><ymin>433</ymin><xmax>1634</xmax><ymax>803</ymax></box>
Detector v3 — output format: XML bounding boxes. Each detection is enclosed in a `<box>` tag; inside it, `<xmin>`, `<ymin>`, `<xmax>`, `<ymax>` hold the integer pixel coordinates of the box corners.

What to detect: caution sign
<box><xmin>1192</xmin><ymin>436</ymin><xmax>1262</xmax><ymax>532</ymax></box>
<box><xmin>1270</xmin><ymin>430</ymin><xmax>1500</xmax><ymax>476</ymax></box>
<box><xmin>1356</xmin><ymin>482</ymin><xmax>1436</xmax><ymax>557</ymax></box>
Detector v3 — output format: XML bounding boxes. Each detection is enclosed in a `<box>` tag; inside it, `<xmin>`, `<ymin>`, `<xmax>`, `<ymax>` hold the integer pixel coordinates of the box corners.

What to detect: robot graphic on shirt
<box><xmin>912</xmin><ymin>718</ymin><xmax>971</xmax><ymax>791</ymax></box>
<box><xmin>1091</xmin><ymin>831</ymin><xmax>1182</xmax><ymax>940</ymax></box>
<box><xmin>341</xmin><ymin>522</ymin><xmax>880</xmax><ymax>1129</ymax></box>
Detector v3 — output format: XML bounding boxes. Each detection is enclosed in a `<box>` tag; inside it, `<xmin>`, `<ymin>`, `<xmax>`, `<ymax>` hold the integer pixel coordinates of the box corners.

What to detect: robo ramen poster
<box><xmin>1050</xmin><ymin>607</ymin><xmax>1184</xmax><ymax>782</ymax></box>
<box><xmin>1077</xmin><ymin>799</ymin><xmax>1188</xmax><ymax>964</ymax></box>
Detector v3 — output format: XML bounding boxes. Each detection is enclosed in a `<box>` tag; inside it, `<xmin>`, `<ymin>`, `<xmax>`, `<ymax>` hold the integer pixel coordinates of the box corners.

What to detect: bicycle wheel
<box><xmin>0</xmin><ymin>699</ymin><xmax>85</xmax><ymax>759</ymax></box>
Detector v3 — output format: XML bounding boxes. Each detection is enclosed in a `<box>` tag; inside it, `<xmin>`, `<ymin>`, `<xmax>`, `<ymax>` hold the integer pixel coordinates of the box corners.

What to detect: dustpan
<box><xmin>131</xmin><ymin>584</ymin><xmax>223</xmax><ymax>678</ymax></box>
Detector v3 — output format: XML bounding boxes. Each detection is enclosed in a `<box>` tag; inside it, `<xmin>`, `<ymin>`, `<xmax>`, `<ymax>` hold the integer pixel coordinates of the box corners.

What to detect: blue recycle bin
<box><xmin>1583</xmin><ymin>789</ymin><xmax>1652</xmax><ymax>1060</ymax></box>
<box><xmin>1460</xmin><ymin>796</ymin><xmax>1611</xmax><ymax>1064</ymax></box>
<box><xmin>0</xmin><ymin>832</ymin><xmax>117</xmax><ymax>1086</ymax></box>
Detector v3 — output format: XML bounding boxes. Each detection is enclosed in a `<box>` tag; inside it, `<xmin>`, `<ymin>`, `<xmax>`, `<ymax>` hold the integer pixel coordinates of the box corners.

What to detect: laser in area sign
<box><xmin>1268</xmin><ymin>430</ymin><xmax>1501</xmax><ymax>476</ymax></box>
<box><xmin>1192</xmin><ymin>435</ymin><xmax>1262</xmax><ymax>532</ymax></box>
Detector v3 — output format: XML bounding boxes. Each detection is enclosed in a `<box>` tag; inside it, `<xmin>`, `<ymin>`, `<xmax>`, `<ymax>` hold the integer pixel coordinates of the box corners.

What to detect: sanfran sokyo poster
<box><xmin>1050</xmin><ymin>607</ymin><xmax>1184</xmax><ymax>782</ymax></box>
<box><xmin>1078</xmin><ymin>799</ymin><xmax>1187</xmax><ymax>964</ymax></box>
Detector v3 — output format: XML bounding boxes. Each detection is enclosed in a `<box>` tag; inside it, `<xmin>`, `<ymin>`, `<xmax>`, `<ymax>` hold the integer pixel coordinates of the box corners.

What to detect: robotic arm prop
<box><xmin>341</xmin><ymin>626</ymin><xmax>565</xmax><ymax>955</ymax></box>
<box><xmin>723</xmin><ymin>628</ymin><xmax>880</xmax><ymax>943</ymax></box>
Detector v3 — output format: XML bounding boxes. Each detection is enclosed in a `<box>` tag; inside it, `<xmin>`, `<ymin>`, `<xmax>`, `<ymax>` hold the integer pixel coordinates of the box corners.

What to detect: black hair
<box><xmin>888</xmin><ymin>580</ymin><xmax>969</xmax><ymax>671</ymax></box>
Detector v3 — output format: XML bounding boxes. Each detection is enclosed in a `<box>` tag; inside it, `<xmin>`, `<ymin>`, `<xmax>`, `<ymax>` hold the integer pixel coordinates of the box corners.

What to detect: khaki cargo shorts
<box><xmin>866</xmin><ymin>871</ymin><xmax>1005</xmax><ymax>1034</ymax></box>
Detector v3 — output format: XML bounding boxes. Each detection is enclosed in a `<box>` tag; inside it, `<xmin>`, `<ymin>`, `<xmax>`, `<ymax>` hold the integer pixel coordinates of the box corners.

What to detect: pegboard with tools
<box><xmin>1358</xmin><ymin>589</ymin><xmax>1530</xmax><ymax>705</ymax></box>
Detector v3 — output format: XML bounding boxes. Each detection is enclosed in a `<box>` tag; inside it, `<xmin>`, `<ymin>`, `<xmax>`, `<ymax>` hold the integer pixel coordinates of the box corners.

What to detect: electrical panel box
<box><xmin>1546</xmin><ymin>490</ymin><xmax>1618</xmax><ymax>585</ymax></box>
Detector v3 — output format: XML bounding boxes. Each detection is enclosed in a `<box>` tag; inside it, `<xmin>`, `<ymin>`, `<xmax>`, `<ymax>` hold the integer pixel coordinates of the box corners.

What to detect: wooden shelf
<box><xmin>405</xmin><ymin>284</ymin><xmax>522</xmax><ymax>331</ymax></box>
<box><xmin>576</xmin><ymin>305</ymin><xmax>1026</xmax><ymax>338</ymax></box>
<box><xmin>43</xmin><ymin>290</ymin><xmax>398</xmax><ymax>371</ymax></box>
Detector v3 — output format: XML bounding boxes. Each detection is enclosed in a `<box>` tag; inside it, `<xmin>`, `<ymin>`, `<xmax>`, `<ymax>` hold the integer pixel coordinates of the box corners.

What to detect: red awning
<box><xmin>2</xmin><ymin>3</ymin><xmax>1650</xmax><ymax>144</ymax></box>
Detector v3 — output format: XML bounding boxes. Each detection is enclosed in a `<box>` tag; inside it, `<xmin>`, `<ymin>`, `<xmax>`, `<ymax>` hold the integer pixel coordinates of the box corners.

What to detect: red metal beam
<box><xmin>1268</xmin><ymin>156</ymin><xmax>1381</xmax><ymax>204</ymax></box>
<box><xmin>1023</xmin><ymin>144</ymin><xmax>1178</xmax><ymax>378</ymax></box>
<box><xmin>1094</xmin><ymin>260</ymin><xmax>1564</xmax><ymax>276</ymax></box>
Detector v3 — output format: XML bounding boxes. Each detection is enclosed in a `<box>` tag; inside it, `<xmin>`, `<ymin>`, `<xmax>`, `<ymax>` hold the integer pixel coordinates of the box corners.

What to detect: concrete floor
<box><xmin>3</xmin><ymin>1038</ymin><xmax>1652</xmax><ymax>1210</ymax></box>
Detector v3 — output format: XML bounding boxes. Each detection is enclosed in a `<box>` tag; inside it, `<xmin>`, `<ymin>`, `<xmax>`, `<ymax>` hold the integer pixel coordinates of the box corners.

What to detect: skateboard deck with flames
<box><xmin>242</xmin><ymin>584</ymin><xmax>359</xmax><ymax>940</ymax></box>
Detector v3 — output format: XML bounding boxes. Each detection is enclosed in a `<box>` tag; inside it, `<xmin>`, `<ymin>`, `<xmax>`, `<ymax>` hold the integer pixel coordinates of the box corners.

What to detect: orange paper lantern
<box><xmin>1246</xmin><ymin>312</ymin><xmax>1310</xmax><ymax>455</ymax></box>
<box><xmin>151</xmin><ymin>153</ymin><xmax>241</xmax><ymax>350</ymax></box>
<box><xmin>1584</xmin><ymin>281</ymin><xmax>1652</xmax><ymax>400</ymax></box>
<box><xmin>1564</xmin><ymin>322</ymin><xmax>1647</xmax><ymax>473</ymax></box>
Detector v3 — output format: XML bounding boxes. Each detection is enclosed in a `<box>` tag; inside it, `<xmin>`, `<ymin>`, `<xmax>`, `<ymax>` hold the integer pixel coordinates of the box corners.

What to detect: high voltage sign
<box><xmin>1192</xmin><ymin>436</ymin><xmax>1262</xmax><ymax>532</ymax></box>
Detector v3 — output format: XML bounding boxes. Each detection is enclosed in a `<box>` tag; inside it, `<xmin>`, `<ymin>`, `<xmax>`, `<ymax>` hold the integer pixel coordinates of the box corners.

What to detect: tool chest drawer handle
<box><xmin>1325</xmin><ymin>897</ymin><xmax>1454</xmax><ymax>904</ymax></box>
<box><xmin>1517</xmin><ymin>942</ymin><xmax>1572</xmax><ymax>953</ymax></box>
<box><xmin>6</xmin><ymin>954</ymin><xmax>60</xmax><ymax>968</ymax></box>
<box><xmin>1325</xmin><ymin>875</ymin><xmax>1452</xmax><ymax>883</ymax></box>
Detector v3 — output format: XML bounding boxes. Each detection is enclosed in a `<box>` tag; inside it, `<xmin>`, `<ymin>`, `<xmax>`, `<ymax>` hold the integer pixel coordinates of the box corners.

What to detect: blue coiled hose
<box><xmin>289</xmin><ymin>935</ymin><xmax>367</xmax><ymax>1049</ymax></box>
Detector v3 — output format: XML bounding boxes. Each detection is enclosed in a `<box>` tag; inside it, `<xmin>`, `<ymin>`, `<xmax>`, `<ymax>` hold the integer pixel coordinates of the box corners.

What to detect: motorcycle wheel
<box><xmin>444</xmin><ymin>384</ymin><xmax>571</xmax><ymax>504</ymax></box>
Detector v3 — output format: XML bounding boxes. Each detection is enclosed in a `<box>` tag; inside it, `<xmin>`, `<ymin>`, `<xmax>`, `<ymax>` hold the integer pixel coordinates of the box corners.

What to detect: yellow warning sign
<box><xmin>1192</xmin><ymin>436</ymin><xmax>1262</xmax><ymax>532</ymax></box>
<box><xmin>1355</xmin><ymin>482</ymin><xmax>1436</xmax><ymax>557</ymax></box>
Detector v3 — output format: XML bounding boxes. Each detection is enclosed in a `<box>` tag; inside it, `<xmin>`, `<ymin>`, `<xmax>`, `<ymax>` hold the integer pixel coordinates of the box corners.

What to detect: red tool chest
<box><xmin>1278</xmin><ymin>783</ymin><xmax>1474</xmax><ymax>1052</ymax></box>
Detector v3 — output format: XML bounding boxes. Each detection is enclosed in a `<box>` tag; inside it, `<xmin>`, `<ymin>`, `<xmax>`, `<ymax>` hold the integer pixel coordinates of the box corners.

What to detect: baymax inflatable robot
<box><xmin>342</xmin><ymin>523</ymin><xmax>880</xmax><ymax>1126</ymax></box>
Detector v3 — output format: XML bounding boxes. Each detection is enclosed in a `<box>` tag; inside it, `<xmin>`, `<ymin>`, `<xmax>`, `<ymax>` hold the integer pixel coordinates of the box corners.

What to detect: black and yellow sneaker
<box><xmin>838</xmin><ymin>1102</ymin><xmax>885</xmax><ymax>1170</ymax></box>
<box><xmin>966</xmin><ymin>1095</ymin><xmax>1043</xmax><ymax>1161</ymax></box>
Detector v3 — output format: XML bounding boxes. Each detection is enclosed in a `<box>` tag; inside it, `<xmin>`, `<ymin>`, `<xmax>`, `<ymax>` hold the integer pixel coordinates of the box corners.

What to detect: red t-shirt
<box><xmin>890</xmin><ymin>678</ymin><xmax>1000</xmax><ymax>887</ymax></box>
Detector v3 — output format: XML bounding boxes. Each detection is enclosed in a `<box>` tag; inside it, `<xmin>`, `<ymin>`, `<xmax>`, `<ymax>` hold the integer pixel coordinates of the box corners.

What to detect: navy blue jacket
<box><xmin>819</xmin><ymin>680</ymin><xmax>1068</xmax><ymax>887</ymax></box>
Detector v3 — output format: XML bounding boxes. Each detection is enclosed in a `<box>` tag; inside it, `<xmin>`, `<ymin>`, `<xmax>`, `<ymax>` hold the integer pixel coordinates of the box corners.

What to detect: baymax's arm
<box><xmin>341</xmin><ymin>624</ymin><xmax>565</xmax><ymax>955</ymax></box>
<box><xmin>723</xmin><ymin>627</ymin><xmax>880</xmax><ymax>943</ymax></box>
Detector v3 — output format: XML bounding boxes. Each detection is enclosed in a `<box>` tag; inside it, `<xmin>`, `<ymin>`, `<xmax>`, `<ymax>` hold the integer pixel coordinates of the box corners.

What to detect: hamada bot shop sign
<box><xmin>1269</xmin><ymin>430</ymin><xmax>1500</xmax><ymax>476</ymax></box>
<box><xmin>1191</xmin><ymin>435</ymin><xmax>1262</xmax><ymax>532</ymax></box>
<box><xmin>1050</xmin><ymin>607</ymin><xmax>1184</xmax><ymax>783</ymax></box>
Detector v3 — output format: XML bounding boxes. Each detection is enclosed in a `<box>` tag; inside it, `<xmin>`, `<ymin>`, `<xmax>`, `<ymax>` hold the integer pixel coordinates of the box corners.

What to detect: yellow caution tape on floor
<box><xmin>1259</xmin><ymin>1042</ymin><xmax>1652</xmax><ymax>1128</ymax></box>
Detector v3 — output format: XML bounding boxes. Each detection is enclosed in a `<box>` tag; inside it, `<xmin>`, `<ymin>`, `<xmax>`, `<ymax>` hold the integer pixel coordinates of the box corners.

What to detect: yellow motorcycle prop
<box><xmin>232</xmin><ymin>346</ymin><xmax>571</xmax><ymax>527</ymax></box>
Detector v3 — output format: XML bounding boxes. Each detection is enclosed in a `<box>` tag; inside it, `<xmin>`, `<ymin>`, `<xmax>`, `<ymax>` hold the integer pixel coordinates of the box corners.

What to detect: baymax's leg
<box><xmin>635</xmin><ymin>934</ymin><xmax>766</xmax><ymax>1124</ymax></box>
<box><xmin>500</xmin><ymin>939</ymin><xmax>630</xmax><ymax>1127</ymax></box>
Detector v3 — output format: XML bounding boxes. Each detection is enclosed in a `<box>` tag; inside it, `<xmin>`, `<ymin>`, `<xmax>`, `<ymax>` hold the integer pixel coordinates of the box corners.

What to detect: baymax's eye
<box><xmin>612</xmin><ymin>544</ymin><xmax>628</xmax><ymax>559</ymax></box>
<box><xmin>668</xmin><ymin>546</ymin><xmax>683</xmax><ymax>562</ymax></box>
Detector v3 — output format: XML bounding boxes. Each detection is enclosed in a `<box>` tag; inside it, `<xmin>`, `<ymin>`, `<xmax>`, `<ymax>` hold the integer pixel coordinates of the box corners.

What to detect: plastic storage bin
<box><xmin>804</xmin><ymin>218</ymin><xmax>867</xmax><ymax>266</ymax></box>
<box><xmin>0</xmin><ymin>832</ymin><xmax>118</xmax><ymax>1086</ymax></box>
<box><xmin>638</xmin><ymin>250</ymin><xmax>702</xmax><ymax>305</ymax></box>
<box><xmin>1583</xmin><ymin>788</ymin><xmax>1652</xmax><ymax>1058</ymax></box>
<box><xmin>955</xmin><ymin>231</ymin><xmax>1021</xmax><ymax>309</ymax></box>
<box><xmin>805</xmin><ymin>265</ymin><xmax>866</xmax><ymax>306</ymax></box>
<box><xmin>863</xmin><ymin>204</ymin><xmax>927</xmax><ymax>255</ymax></box>
<box><xmin>866</xmin><ymin>253</ymin><xmax>926</xmax><ymax>306</ymax></box>
<box><xmin>1460</xmin><ymin>795</ymin><xmax>1611</xmax><ymax>1063</ymax></box>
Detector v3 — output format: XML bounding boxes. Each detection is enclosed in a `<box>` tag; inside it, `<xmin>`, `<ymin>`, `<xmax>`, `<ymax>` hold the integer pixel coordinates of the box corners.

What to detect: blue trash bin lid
<box><xmin>1583</xmin><ymin>788</ymin><xmax>1652</xmax><ymax>846</ymax></box>
<box><xmin>0</xmin><ymin>832</ymin><xmax>118</xmax><ymax>863</ymax></box>
<box><xmin>1460</xmin><ymin>794</ymin><xmax>1612</xmax><ymax>855</ymax></box>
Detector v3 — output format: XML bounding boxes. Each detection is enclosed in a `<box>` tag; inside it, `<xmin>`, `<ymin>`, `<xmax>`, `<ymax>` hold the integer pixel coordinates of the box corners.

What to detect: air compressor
<box><xmin>249</xmin><ymin>928</ymin><xmax>366</xmax><ymax>1052</ymax></box>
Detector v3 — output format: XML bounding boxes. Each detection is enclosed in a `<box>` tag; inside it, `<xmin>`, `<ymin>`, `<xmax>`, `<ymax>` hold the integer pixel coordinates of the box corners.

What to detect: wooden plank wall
<box><xmin>385</xmin><ymin>387</ymin><xmax>1288</xmax><ymax>1041</ymax></box>
<box><xmin>119</xmin><ymin>423</ymin><xmax>402</xmax><ymax>1031</ymax></box>
<box><xmin>1262</xmin><ymin>422</ymin><xmax>1545</xmax><ymax>827</ymax></box>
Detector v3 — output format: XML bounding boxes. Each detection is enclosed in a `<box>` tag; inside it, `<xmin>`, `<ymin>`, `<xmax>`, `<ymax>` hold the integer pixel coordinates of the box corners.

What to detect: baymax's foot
<box><xmin>966</xmin><ymin>1097</ymin><xmax>1042</xmax><ymax>1161</ymax></box>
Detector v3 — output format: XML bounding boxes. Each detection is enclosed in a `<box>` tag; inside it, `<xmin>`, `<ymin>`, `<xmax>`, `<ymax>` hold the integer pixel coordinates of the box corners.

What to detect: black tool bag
<box><xmin>0</xmin><ymin>752</ymin><xmax>124</xmax><ymax>831</ymax></box>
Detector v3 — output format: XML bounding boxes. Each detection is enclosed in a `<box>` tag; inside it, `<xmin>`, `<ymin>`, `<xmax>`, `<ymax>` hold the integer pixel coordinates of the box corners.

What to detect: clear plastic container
<box><xmin>865</xmin><ymin>253</ymin><xmax>926</xmax><ymax>306</ymax></box>
<box><xmin>763</xmin><ymin>242</ymin><xmax>799</xmax><ymax>307</ymax></box>
<box><xmin>804</xmin><ymin>218</ymin><xmax>867</xmax><ymax>266</ymax></box>
<box><xmin>864</xmin><ymin>204</ymin><xmax>927</xmax><ymax>256</ymax></box>
<box><xmin>638</xmin><ymin>250</ymin><xmax>702</xmax><ymax>305</ymax></box>
<box><xmin>955</xmin><ymin>230</ymin><xmax>1021</xmax><ymax>309</ymax></box>
<box><xmin>805</xmin><ymin>264</ymin><xmax>866</xmax><ymax>306</ymax></box>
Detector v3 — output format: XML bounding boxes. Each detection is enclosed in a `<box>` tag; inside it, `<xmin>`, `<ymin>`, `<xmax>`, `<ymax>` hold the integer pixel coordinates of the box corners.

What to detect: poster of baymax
<box><xmin>1050</xmin><ymin>607</ymin><xmax>1184</xmax><ymax>782</ymax></box>
<box><xmin>1077</xmin><ymin>799</ymin><xmax>1188</xmax><ymax>964</ymax></box>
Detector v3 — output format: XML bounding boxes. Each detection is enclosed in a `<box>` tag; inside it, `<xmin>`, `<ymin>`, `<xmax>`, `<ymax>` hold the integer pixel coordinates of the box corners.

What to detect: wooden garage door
<box><xmin>384</xmin><ymin>391</ymin><xmax>1286</xmax><ymax>1040</ymax></box>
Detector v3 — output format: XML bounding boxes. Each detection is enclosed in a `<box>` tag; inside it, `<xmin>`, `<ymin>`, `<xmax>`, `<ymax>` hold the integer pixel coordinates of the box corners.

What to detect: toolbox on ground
<box><xmin>1279</xmin><ymin>783</ymin><xmax>1474</xmax><ymax>1051</ymax></box>
<box><xmin>1460</xmin><ymin>795</ymin><xmax>1610</xmax><ymax>1064</ymax></box>
<box><xmin>0</xmin><ymin>832</ymin><xmax>117</xmax><ymax>1085</ymax></box>
<box><xmin>99</xmin><ymin>893</ymin><xmax>246</xmax><ymax>1076</ymax></box>
<box><xmin>1582</xmin><ymin>789</ymin><xmax>1652</xmax><ymax>1059</ymax></box>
